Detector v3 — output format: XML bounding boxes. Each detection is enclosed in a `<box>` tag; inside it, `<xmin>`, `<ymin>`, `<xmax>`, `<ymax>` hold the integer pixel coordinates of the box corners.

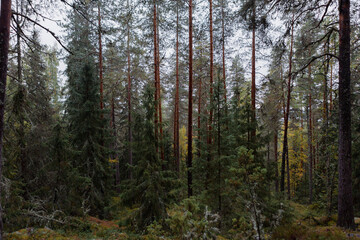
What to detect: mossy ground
<box><xmin>4</xmin><ymin>203</ymin><xmax>360</xmax><ymax>239</ymax></box>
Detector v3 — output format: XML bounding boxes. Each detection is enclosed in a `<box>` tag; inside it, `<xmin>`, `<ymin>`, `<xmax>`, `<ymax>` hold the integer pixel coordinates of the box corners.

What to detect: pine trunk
<box><xmin>221</xmin><ymin>0</ymin><xmax>227</xmax><ymax>104</ymax></box>
<box><xmin>127</xmin><ymin>0</ymin><xmax>133</xmax><ymax>179</ymax></box>
<box><xmin>174</xmin><ymin>0</ymin><xmax>180</xmax><ymax>173</ymax></box>
<box><xmin>156</xmin><ymin>6</ymin><xmax>165</xmax><ymax>164</ymax></box>
<box><xmin>274</xmin><ymin>132</ymin><xmax>279</xmax><ymax>192</ymax></box>
<box><xmin>0</xmin><ymin>0</ymin><xmax>12</xmax><ymax>236</ymax></box>
<box><xmin>308</xmin><ymin>64</ymin><xmax>313</xmax><ymax>204</ymax></box>
<box><xmin>187</xmin><ymin>0</ymin><xmax>193</xmax><ymax>197</ymax></box>
<box><xmin>208</xmin><ymin>0</ymin><xmax>214</xmax><ymax>160</ymax></box>
<box><xmin>153</xmin><ymin>0</ymin><xmax>159</xmax><ymax>153</ymax></box>
<box><xmin>337</xmin><ymin>0</ymin><xmax>354</xmax><ymax>229</ymax></box>
<box><xmin>98</xmin><ymin>3</ymin><xmax>103</xmax><ymax>112</ymax></box>
<box><xmin>251</xmin><ymin>3</ymin><xmax>256</xmax><ymax>139</ymax></box>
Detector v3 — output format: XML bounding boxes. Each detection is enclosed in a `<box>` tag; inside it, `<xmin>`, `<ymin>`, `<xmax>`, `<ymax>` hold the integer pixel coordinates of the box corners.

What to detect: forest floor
<box><xmin>4</xmin><ymin>202</ymin><xmax>360</xmax><ymax>239</ymax></box>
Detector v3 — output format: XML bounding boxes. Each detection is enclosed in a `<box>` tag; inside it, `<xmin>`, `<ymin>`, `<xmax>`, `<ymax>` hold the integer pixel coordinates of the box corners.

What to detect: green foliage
<box><xmin>165</xmin><ymin>198</ymin><xmax>220</xmax><ymax>239</ymax></box>
<box><xmin>121</xmin><ymin>85</ymin><xmax>170</xmax><ymax>230</ymax></box>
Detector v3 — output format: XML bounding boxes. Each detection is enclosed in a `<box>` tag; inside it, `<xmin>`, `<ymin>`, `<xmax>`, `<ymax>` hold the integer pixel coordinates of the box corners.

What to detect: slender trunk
<box><xmin>324</xmin><ymin>48</ymin><xmax>332</xmax><ymax>216</ymax></box>
<box><xmin>337</xmin><ymin>0</ymin><xmax>354</xmax><ymax>228</ymax></box>
<box><xmin>308</xmin><ymin>64</ymin><xmax>313</xmax><ymax>204</ymax></box>
<box><xmin>281</xmin><ymin>16</ymin><xmax>294</xmax><ymax>199</ymax></box>
<box><xmin>187</xmin><ymin>0</ymin><xmax>193</xmax><ymax>197</ymax></box>
<box><xmin>280</xmin><ymin>65</ymin><xmax>286</xmax><ymax>192</ymax></box>
<box><xmin>127</xmin><ymin>0</ymin><xmax>133</xmax><ymax>179</ymax></box>
<box><xmin>0</xmin><ymin>0</ymin><xmax>12</xmax><ymax>236</ymax></box>
<box><xmin>217</xmin><ymin>81</ymin><xmax>221</xmax><ymax>212</ymax></box>
<box><xmin>98</xmin><ymin>3</ymin><xmax>103</xmax><ymax>112</ymax></box>
<box><xmin>217</xmin><ymin>79</ymin><xmax>222</xmax><ymax>212</ymax></box>
<box><xmin>156</xmin><ymin>6</ymin><xmax>165</xmax><ymax>164</ymax></box>
<box><xmin>208</xmin><ymin>0</ymin><xmax>214</xmax><ymax>159</ymax></box>
<box><xmin>221</xmin><ymin>0</ymin><xmax>227</xmax><ymax>104</ymax></box>
<box><xmin>206</xmin><ymin>0</ymin><xmax>214</xmax><ymax>189</ymax></box>
<box><xmin>198</xmin><ymin>74</ymin><xmax>202</xmax><ymax>158</ymax></box>
<box><xmin>300</xmin><ymin>108</ymin><xmax>304</xmax><ymax>169</ymax></box>
<box><xmin>153</xmin><ymin>0</ymin><xmax>159</xmax><ymax>153</ymax></box>
<box><xmin>251</xmin><ymin>2</ymin><xmax>256</xmax><ymax>139</ymax></box>
<box><xmin>174</xmin><ymin>0</ymin><xmax>180</xmax><ymax>173</ymax></box>
<box><xmin>330</xmin><ymin>54</ymin><xmax>333</xmax><ymax>113</ymax></box>
<box><xmin>274</xmin><ymin>132</ymin><xmax>279</xmax><ymax>192</ymax></box>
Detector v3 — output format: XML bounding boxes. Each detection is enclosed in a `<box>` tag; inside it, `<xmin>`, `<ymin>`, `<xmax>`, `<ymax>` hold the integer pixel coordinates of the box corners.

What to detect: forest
<box><xmin>0</xmin><ymin>0</ymin><xmax>360</xmax><ymax>239</ymax></box>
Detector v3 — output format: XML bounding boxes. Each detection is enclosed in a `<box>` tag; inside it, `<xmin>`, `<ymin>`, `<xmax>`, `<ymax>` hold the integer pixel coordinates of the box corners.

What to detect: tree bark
<box><xmin>251</xmin><ymin>2</ymin><xmax>256</xmax><ymax>139</ymax></box>
<box><xmin>127</xmin><ymin>0</ymin><xmax>133</xmax><ymax>179</ymax></box>
<box><xmin>198</xmin><ymin>72</ymin><xmax>201</xmax><ymax>158</ymax></box>
<box><xmin>281</xmin><ymin>15</ymin><xmax>294</xmax><ymax>199</ymax></box>
<box><xmin>208</xmin><ymin>0</ymin><xmax>214</xmax><ymax>162</ymax></box>
<box><xmin>153</xmin><ymin>0</ymin><xmax>159</xmax><ymax>154</ymax></box>
<box><xmin>156</xmin><ymin>5</ymin><xmax>165</xmax><ymax>164</ymax></box>
<box><xmin>274</xmin><ymin>132</ymin><xmax>278</xmax><ymax>192</ymax></box>
<box><xmin>98</xmin><ymin>3</ymin><xmax>103</xmax><ymax>113</ymax></box>
<box><xmin>306</xmin><ymin>65</ymin><xmax>313</xmax><ymax>203</ymax></box>
<box><xmin>0</xmin><ymin>0</ymin><xmax>12</xmax><ymax>236</ymax></box>
<box><xmin>337</xmin><ymin>0</ymin><xmax>354</xmax><ymax>229</ymax></box>
<box><xmin>187</xmin><ymin>0</ymin><xmax>193</xmax><ymax>197</ymax></box>
<box><xmin>221</xmin><ymin>0</ymin><xmax>227</xmax><ymax>104</ymax></box>
<box><xmin>174</xmin><ymin>0</ymin><xmax>180</xmax><ymax>173</ymax></box>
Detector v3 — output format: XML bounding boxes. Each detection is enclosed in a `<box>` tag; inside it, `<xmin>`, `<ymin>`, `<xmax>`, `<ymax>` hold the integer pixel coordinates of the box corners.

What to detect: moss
<box><xmin>4</xmin><ymin>228</ymin><xmax>68</xmax><ymax>240</ymax></box>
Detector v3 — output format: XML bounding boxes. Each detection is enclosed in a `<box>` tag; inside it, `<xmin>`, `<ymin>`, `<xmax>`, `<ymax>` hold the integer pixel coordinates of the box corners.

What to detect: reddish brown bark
<box><xmin>274</xmin><ymin>132</ymin><xmax>279</xmax><ymax>192</ymax></box>
<box><xmin>156</xmin><ymin>5</ymin><xmax>164</xmax><ymax>164</ymax></box>
<box><xmin>127</xmin><ymin>0</ymin><xmax>133</xmax><ymax>179</ymax></box>
<box><xmin>174</xmin><ymin>0</ymin><xmax>180</xmax><ymax>173</ymax></box>
<box><xmin>337</xmin><ymin>0</ymin><xmax>354</xmax><ymax>222</ymax></box>
<box><xmin>0</xmin><ymin>0</ymin><xmax>12</xmax><ymax>235</ymax></box>
<box><xmin>98</xmin><ymin>3</ymin><xmax>103</xmax><ymax>112</ymax></box>
<box><xmin>153</xmin><ymin>0</ymin><xmax>159</xmax><ymax>153</ymax></box>
<box><xmin>330</xmin><ymin>57</ymin><xmax>333</xmax><ymax>113</ymax></box>
<box><xmin>188</xmin><ymin>0</ymin><xmax>193</xmax><ymax>197</ymax></box>
<box><xmin>208</xmin><ymin>0</ymin><xmax>214</xmax><ymax>150</ymax></box>
<box><xmin>221</xmin><ymin>0</ymin><xmax>227</xmax><ymax>104</ymax></box>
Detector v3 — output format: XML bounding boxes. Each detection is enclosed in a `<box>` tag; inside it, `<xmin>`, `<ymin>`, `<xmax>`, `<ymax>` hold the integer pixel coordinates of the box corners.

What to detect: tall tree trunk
<box><xmin>198</xmin><ymin>73</ymin><xmax>202</xmax><ymax>158</ymax></box>
<box><xmin>221</xmin><ymin>0</ymin><xmax>227</xmax><ymax>104</ymax></box>
<box><xmin>156</xmin><ymin>5</ymin><xmax>165</xmax><ymax>164</ymax></box>
<box><xmin>308</xmin><ymin>64</ymin><xmax>313</xmax><ymax>204</ymax></box>
<box><xmin>0</xmin><ymin>0</ymin><xmax>12</xmax><ymax>236</ymax></box>
<box><xmin>174</xmin><ymin>0</ymin><xmax>180</xmax><ymax>173</ymax></box>
<box><xmin>153</xmin><ymin>0</ymin><xmax>159</xmax><ymax>153</ymax></box>
<box><xmin>98</xmin><ymin>3</ymin><xmax>103</xmax><ymax>113</ymax></box>
<box><xmin>127</xmin><ymin>0</ymin><xmax>133</xmax><ymax>179</ymax></box>
<box><xmin>281</xmin><ymin>16</ymin><xmax>294</xmax><ymax>199</ymax></box>
<box><xmin>330</xmin><ymin>54</ymin><xmax>333</xmax><ymax>113</ymax></box>
<box><xmin>274</xmin><ymin>132</ymin><xmax>279</xmax><ymax>192</ymax></box>
<box><xmin>205</xmin><ymin>0</ymin><xmax>214</xmax><ymax>189</ymax></box>
<box><xmin>208</xmin><ymin>0</ymin><xmax>214</xmax><ymax>161</ymax></box>
<box><xmin>251</xmin><ymin>2</ymin><xmax>256</xmax><ymax>139</ymax></box>
<box><xmin>217</xmin><ymin>80</ymin><xmax>221</xmax><ymax>212</ymax></box>
<box><xmin>337</xmin><ymin>0</ymin><xmax>354</xmax><ymax>229</ymax></box>
<box><xmin>187</xmin><ymin>0</ymin><xmax>193</xmax><ymax>197</ymax></box>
